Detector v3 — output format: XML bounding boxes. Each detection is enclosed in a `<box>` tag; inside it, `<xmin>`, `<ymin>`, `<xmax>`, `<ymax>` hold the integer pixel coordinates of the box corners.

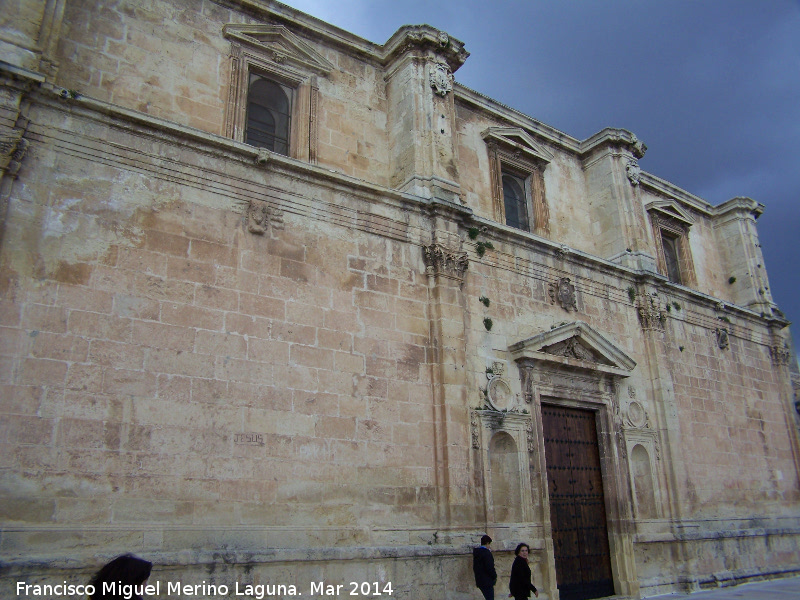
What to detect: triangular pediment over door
<box><xmin>509</xmin><ymin>321</ymin><xmax>635</xmax><ymax>377</ymax></box>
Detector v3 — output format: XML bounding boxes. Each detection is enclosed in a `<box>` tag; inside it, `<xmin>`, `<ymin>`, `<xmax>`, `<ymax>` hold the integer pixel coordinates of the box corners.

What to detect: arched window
<box><xmin>245</xmin><ymin>75</ymin><xmax>293</xmax><ymax>155</ymax></box>
<box><xmin>502</xmin><ymin>173</ymin><xmax>530</xmax><ymax>232</ymax></box>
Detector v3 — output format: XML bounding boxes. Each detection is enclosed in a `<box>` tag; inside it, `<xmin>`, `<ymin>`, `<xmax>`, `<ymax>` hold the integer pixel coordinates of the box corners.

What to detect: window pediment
<box><xmin>646</xmin><ymin>200</ymin><xmax>695</xmax><ymax>228</ymax></box>
<box><xmin>223</xmin><ymin>24</ymin><xmax>334</xmax><ymax>76</ymax></box>
<box><xmin>481</xmin><ymin>127</ymin><xmax>554</xmax><ymax>164</ymax></box>
<box><xmin>509</xmin><ymin>321</ymin><xmax>636</xmax><ymax>376</ymax></box>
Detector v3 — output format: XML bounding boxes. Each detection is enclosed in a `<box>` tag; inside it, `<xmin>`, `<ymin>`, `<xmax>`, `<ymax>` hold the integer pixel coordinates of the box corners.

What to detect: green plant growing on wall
<box><xmin>679</xmin><ymin>346</ymin><xmax>685</xmax><ymax>352</ymax></box>
<box><xmin>627</xmin><ymin>286</ymin><xmax>636</xmax><ymax>303</ymax></box>
<box><xmin>719</xmin><ymin>315</ymin><xmax>731</xmax><ymax>324</ymax></box>
<box><xmin>483</xmin><ymin>318</ymin><xmax>493</xmax><ymax>331</ymax></box>
<box><xmin>476</xmin><ymin>241</ymin><xmax>494</xmax><ymax>257</ymax></box>
<box><xmin>468</xmin><ymin>227</ymin><xmax>480</xmax><ymax>240</ymax></box>
<box><xmin>479</xmin><ymin>296</ymin><xmax>490</xmax><ymax>307</ymax></box>
<box><xmin>728</xmin><ymin>276</ymin><xmax>736</xmax><ymax>284</ymax></box>
<box><xmin>672</xmin><ymin>301</ymin><xmax>681</xmax><ymax>311</ymax></box>
<box><xmin>665</xmin><ymin>303</ymin><xmax>672</xmax><ymax>313</ymax></box>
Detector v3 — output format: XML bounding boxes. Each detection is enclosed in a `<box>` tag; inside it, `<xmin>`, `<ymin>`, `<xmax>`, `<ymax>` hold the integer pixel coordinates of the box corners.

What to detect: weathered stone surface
<box><xmin>0</xmin><ymin>1</ymin><xmax>798</xmax><ymax>598</ymax></box>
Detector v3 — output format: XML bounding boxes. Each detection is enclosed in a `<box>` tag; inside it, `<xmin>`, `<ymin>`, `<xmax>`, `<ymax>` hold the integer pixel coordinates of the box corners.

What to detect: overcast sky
<box><xmin>286</xmin><ymin>0</ymin><xmax>800</xmax><ymax>349</ymax></box>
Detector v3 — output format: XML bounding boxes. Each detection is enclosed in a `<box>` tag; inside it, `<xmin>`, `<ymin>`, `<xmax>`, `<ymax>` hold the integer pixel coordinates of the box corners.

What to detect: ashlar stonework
<box><xmin>1</xmin><ymin>1</ymin><xmax>799</xmax><ymax>599</ymax></box>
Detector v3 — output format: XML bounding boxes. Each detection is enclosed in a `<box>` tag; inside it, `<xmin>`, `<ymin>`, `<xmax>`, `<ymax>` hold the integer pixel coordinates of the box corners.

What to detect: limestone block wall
<box><xmin>53</xmin><ymin>0</ymin><xmax>393</xmax><ymax>183</ymax></box>
<box><xmin>0</xmin><ymin>94</ymin><xmax>458</xmax><ymax>582</ymax></box>
<box><xmin>2</xmin><ymin>2</ymin><xmax>799</xmax><ymax>598</ymax></box>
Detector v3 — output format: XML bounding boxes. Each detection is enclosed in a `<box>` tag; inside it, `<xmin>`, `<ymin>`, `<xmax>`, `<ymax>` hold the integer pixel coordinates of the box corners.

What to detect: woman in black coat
<box><xmin>508</xmin><ymin>543</ymin><xmax>538</xmax><ymax>600</ymax></box>
<box><xmin>89</xmin><ymin>554</ymin><xmax>152</xmax><ymax>600</ymax></box>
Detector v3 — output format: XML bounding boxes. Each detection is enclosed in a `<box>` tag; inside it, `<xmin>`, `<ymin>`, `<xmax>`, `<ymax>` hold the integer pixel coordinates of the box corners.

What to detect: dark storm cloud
<box><xmin>291</xmin><ymin>0</ymin><xmax>800</xmax><ymax>340</ymax></box>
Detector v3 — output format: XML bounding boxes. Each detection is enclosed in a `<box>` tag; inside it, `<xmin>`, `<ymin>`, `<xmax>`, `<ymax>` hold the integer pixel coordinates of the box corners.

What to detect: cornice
<box><xmin>454</xmin><ymin>84</ymin><xmax>580</xmax><ymax>152</ymax></box>
<box><xmin>712</xmin><ymin>196</ymin><xmax>765</xmax><ymax>220</ymax></box>
<box><xmin>579</xmin><ymin>128</ymin><xmax>647</xmax><ymax>159</ymax></box>
<box><xmin>0</xmin><ymin>60</ymin><xmax>46</xmax><ymax>84</ymax></box>
<box><xmin>639</xmin><ymin>172</ymin><xmax>715</xmax><ymax>217</ymax></box>
<box><xmin>218</xmin><ymin>1</ymin><xmax>467</xmax><ymax>71</ymax></box>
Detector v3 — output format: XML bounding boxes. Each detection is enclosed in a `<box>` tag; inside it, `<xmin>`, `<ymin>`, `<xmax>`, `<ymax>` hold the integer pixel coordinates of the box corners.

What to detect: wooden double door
<box><xmin>542</xmin><ymin>404</ymin><xmax>614</xmax><ymax>600</ymax></box>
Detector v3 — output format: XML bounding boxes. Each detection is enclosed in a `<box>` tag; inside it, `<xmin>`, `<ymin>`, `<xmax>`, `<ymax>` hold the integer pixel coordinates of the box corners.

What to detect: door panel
<box><xmin>542</xmin><ymin>404</ymin><xmax>614</xmax><ymax>600</ymax></box>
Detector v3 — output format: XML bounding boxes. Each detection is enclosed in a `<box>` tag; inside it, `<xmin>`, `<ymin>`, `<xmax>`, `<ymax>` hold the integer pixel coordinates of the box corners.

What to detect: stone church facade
<box><xmin>2</xmin><ymin>1</ymin><xmax>799</xmax><ymax>599</ymax></box>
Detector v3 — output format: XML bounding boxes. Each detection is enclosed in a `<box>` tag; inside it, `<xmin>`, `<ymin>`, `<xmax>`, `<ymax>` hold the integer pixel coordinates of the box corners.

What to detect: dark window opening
<box><xmin>661</xmin><ymin>232</ymin><xmax>682</xmax><ymax>284</ymax></box>
<box><xmin>246</xmin><ymin>75</ymin><xmax>292</xmax><ymax>155</ymax></box>
<box><xmin>503</xmin><ymin>172</ymin><xmax>530</xmax><ymax>232</ymax></box>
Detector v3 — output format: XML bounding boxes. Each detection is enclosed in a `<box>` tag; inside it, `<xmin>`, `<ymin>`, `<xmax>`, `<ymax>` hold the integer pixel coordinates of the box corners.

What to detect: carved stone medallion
<box><xmin>487</xmin><ymin>377</ymin><xmax>514</xmax><ymax>411</ymax></box>
<box><xmin>549</xmin><ymin>277</ymin><xmax>577</xmax><ymax>311</ymax></box>
<box><xmin>429</xmin><ymin>62</ymin><xmax>452</xmax><ymax>97</ymax></box>
<box><xmin>625</xmin><ymin>400</ymin><xmax>649</xmax><ymax>429</ymax></box>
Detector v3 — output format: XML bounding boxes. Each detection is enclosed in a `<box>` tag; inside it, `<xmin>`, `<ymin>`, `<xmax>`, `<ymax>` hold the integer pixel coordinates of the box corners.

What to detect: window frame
<box><xmin>501</xmin><ymin>168</ymin><xmax>533</xmax><ymax>232</ymax></box>
<box><xmin>483</xmin><ymin>129</ymin><xmax>551</xmax><ymax>237</ymax></box>
<box><xmin>649</xmin><ymin>209</ymin><xmax>696</xmax><ymax>287</ymax></box>
<box><xmin>223</xmin><ymin>31</ymin><xmax>328</xmax><ymax>163</ymax></box>
<box><xmin>244</xmin><ymin>73</ymin><xmax>295</xmax><ymax>155</ymax></box>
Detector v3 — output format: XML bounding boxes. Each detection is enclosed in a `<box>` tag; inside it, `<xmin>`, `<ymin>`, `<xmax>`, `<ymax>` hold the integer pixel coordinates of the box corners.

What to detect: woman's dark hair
<box><xmin>514</xmin><ymin>543</ymin><xmax>530</xmax><ymax>556</ymax></box>
<box><xmin>89</xmin><ymin>554</ymin><xmax>152</xmax><ymax>599</ymax></box>
<box><xmin>480</xmin><ymin>534</ymin><xmax>493</xmax><ymax>545</ymax></box>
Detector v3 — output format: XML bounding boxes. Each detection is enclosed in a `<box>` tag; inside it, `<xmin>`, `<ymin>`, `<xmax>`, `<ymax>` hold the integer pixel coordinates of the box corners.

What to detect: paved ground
<box><xmin>644</xmin><ymin>575</ymin><xmax>800</xmax><ymax>599</ymax></box>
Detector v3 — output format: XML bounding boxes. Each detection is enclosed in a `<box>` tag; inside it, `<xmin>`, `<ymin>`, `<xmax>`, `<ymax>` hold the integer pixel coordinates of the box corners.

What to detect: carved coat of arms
<box><xmin>429</xmin><ymin>63</ymin><xmax>452</xmax><ymax>97</ymax></box>
<box><xmin>549</xmin><ymin>277</ymin><xmax>577</xmax><ymax>311</ymax></box>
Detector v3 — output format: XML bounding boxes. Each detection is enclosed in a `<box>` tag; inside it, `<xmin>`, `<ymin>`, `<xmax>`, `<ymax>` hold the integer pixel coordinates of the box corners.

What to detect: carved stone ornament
<box><xmin>0</xmin><ymin>130</ymin><xmax>29</xmax><ymax>178</ymax></box>
<box><xmin>624</xmin><ymin>400</ymin><xmax>650</xmax><ymax>429</ymax></box>
<box><xmin>548</xmin><ymin>277</ymin><xmax>577</xmax><ymax>311</ymax></box>
<box><xmin>255</xmin><ymin>148</ymin><xmax>270</xmax><ymax>165</ymax></box>
<box><xmin>429</xmin><ymin>62</ymin><xmax>453</xmax><ymax>97</ymax></box>
<box><xmin>769</xmin><ymin>344</ymin><xmax>791</xmax><ymax>366</ymax></box>
<box><xmin>526</xmin><ymin>418</ymin><xmax>535</xmax><ymax>452</ymax></box>
<box><xmin>628</xmin><ymin>385</ymin><xmax>636</xmax><ymax>399</ymax></box>
<box><xmin>716</xmin><ymin>328</ymin><xmax>729</xmax><ymax>350</ymax></box>
<box><xmin>519</xmin><ymin>365</ymin><xmax>534</xmax><ymax>404</ymax></box>
<box><xmin>543</xmin><ymin>337</ymin><xmax>598</xmax><ymax>363</ymax></box>
<box><xmin>247</xmin><ymin>199</ymin><xmax>284</xmax><ymax>234</ymax></box>
<box><xmin>630</xmin><ymin>134</ymin><xmax>647</xmax><ymax>159</ymax></box>
<box><xmin>626</xmin><ymin>158</ymin><xmax>641</xmax><ymax>186</ymax></box>
<box><xmin>422</xmin><ymin>243</ymin><xmax>468</xmax><ymax>280</ymax></box>
<box><xmin>555</xmin><ymin>244</ymin><xmax>571</xmax><ymax>260</ymax></box>
<box><xmin>637</xmin><ymin>292</ymin><xmax>665</xmax><ymax>331</ymax></box>
<box><xmin>471</xmin><ymin>410</ymin><xmax>480</xmax><ymax>449</ymax></box>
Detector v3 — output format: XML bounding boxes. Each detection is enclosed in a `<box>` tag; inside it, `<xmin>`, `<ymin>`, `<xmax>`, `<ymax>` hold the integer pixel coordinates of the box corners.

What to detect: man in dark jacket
<box><xmin>473</xmin><ymin>534</ymin><xmax>497</xmax><ymax>600</ymax></box>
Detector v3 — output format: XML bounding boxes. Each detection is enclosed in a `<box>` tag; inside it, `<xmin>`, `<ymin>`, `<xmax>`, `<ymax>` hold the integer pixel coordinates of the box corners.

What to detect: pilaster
<box><xmin>384</xmin><ymin>26</ymin><xmax>468</xmax><ymax>202</ymax></box>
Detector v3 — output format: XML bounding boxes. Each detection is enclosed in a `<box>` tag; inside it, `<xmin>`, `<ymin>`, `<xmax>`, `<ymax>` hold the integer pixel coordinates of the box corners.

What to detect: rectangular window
<box><xmin>245</xmin><ymin>74</ymin><xmax>294</xmax><ymax>156</ymax></box>
<box><xmin>483</xmin><ymin>128</ymin><xmax>551</xmax><ymax>237</ymax></box>
<box><xmin>502</xmin><ymin>171</ymin><xmax>531</xmax><ymax>232</ymax></box>
<box><xmin>661</xmin><ymin>232</ymin><xmax>682</xmax><ymax>284</ymax></box>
